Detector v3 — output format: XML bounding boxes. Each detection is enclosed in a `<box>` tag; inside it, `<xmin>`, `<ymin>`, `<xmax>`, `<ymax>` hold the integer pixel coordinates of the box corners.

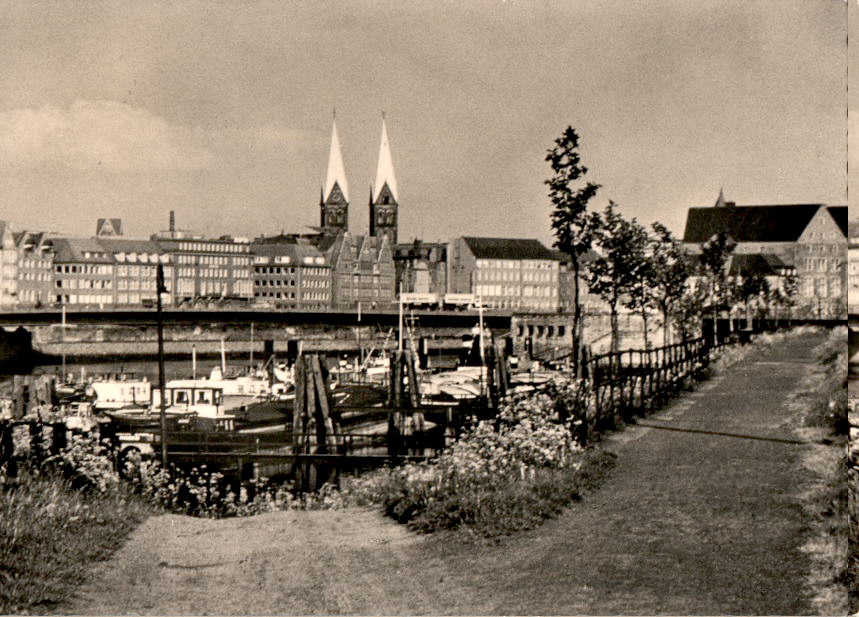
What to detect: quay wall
<box><xmin>28</xmin><ymin>323</ymin><xmax>477</xmax><ymax>359</ymax></box>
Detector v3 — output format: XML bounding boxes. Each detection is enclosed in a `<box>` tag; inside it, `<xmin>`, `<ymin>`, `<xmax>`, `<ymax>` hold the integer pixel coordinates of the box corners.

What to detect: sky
<box><xmin>0</xmin><ymin>0</ymin><xmax>849</xmax><ymax>247</ymax></box>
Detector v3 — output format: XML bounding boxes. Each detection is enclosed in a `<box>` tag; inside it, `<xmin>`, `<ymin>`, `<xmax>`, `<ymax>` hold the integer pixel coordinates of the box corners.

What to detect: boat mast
<box><xmin>249</xmin><ymin>322</ymin><xmax>254</xmax><ymax>367</ymax></box>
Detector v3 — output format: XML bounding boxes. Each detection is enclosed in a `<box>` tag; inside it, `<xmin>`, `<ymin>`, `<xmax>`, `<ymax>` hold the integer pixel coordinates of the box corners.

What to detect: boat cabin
<box><xmin>152</xmin><ymin>383</ymin><xmax>235</xmax><ymax>430</ymax></box>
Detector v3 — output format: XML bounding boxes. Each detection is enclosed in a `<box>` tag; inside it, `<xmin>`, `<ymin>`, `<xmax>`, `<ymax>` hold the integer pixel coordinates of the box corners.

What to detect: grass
<box><xmin>406</xmin><ymin>448</ymin><xmax>616</xmax><ymax>539</ymax></box>
<box><xmin>707</xmin><ymin>326</ymin><xmax>821</xmax><ymax>377</ymax></box>
<box><xmin>789</xmin><ymin>326</ymin><xmax>850</xmax><ymax>614</ymax></box>
<box><xmin>0</xmin><ymin>469</ymin><xmax>153</xmax><ymax>614</ymax></box>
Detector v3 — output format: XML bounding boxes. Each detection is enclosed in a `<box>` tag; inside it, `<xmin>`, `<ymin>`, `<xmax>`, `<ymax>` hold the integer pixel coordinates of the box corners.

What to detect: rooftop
<box><xmin>462</xmin><ymin>237</ymin><xmax>558</xmax><ymax>260</ymax></box>
<box><xmin>683</xmin><ymin>204</ymin><xmax>824</xmax><ymax>244</ymax></box>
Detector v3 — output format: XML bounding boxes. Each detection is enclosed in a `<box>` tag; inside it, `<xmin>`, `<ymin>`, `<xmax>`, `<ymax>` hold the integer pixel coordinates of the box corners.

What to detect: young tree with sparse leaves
<box><xmin>776</xmin><ymin>272</ymin><xmax>799</xmax><ymax>322</ymax></box>
<box><xmin>547</xmin><ymin>127</ymin><xmax>601</xmax><ymax>374</ymax></box>
<box><xmin>587</xmin><ymin>202</ymin><xmax>649</xmax><ymax>354</ymax></box>
<box><xmin>699</xmin><ymin>231</ymin><xmax>736</xmax><ymax>341</ymax></box>
<box><xmin>733</xmin><ymin>271</ymin><xmax>770</xmax><ymax>327</ymax></box>
<box><xmin>672</xmin><ymin>282</ymin><xmax>708</xmax><ymax>342</ymax></box>
<box><xmin>621</xmin><ymin>219</ymin><xmax>657</xmax><ymax>349</ymax></box>
<box><xmin>645</xmin><ymin>222</ymin><xmax>693</xmax><ymax>346</ymax></box>
<box><xmin>623</xmin><ymin>258</ymin><xmax>656</xmax><ymax>349</ymax></box>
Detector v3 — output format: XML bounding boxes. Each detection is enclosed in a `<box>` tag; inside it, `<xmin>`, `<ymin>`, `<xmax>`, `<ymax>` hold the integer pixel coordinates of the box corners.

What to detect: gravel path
<box><xmin>64</xmin><ymin>331</ymin><xmax>826</xmax><ymax>615</ymax></box>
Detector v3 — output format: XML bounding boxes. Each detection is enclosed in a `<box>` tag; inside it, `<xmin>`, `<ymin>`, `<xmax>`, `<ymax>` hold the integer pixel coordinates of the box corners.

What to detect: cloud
<box><xmin>0</xmin><ymin>100</ymin><xmax>214</xmax><ymax>171</ymax></box>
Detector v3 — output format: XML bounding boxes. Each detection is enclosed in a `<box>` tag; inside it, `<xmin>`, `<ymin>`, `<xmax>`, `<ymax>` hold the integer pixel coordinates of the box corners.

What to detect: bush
<box><xmin>329</xmin><ymin>378</ymin><xmax>613</xmax><ymax>537</ymax></box>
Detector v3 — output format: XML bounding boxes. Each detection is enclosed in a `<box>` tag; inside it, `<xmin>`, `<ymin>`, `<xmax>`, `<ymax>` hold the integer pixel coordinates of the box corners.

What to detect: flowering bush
<box><xmin>44</xmin><ymin>432</ymin><xmax>119</xmax><ymax>493</ymax></box>
<box><xmin>329</xmin><ymin>377</ymin><xmax>611</xmax><ymax>536</ymax></box>
<box><xmin>1</xmin><ymin>374</ymin><xmax>613</xmax><ymax>536</ymax></box>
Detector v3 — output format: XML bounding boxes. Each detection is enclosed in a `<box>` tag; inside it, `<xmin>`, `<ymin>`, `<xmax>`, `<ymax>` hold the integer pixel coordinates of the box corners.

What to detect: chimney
<box><xmin>169</xmin><ymin>210</ymin><xmax>176</xmax><ymax>232</ymax></box>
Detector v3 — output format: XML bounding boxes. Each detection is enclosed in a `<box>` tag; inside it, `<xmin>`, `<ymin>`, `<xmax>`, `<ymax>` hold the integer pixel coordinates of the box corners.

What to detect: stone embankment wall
<box><xmin>29</xmin><ymin>323</ymin><xmax>475</xmax><ymax>358</ymax></box>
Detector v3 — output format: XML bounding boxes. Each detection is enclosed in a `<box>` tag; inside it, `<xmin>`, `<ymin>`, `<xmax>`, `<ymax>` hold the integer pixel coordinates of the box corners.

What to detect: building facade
<box><xmin>393</xmin><ymin>240</ymin><xmax>447</xmax><ymax>296</ymax></box>
<box><xmin>328</xmin><ymin>232</ymin><xmax>396</xmax><ymax>307</ymax></box>
<box><xmin>98</xmin><ymin>238</ymin><xmax>173</xmax><ymax>307</ymax></box>
<box><xmin>50</xmin><ymin>237</ymin><xmax>116</xmax><ymax>307</ymax></box>
<box><xmin>152</xmin><ymin>233</ymin><xmax>253</xmax><ymax>304</ymax></box>
<box><xmin>12</xmin><ymin>231</ymin><xmax>52</xmax><ymax>307</ymax></box>
<box><xmin>682</xmin><ymin>194</ymin><xmax>847</xmax><ymax>318</ymax></box>
<box><xmin>795</xmin><ymin>205</ymin><xmax>847</xmax><ymax>317</ymax></box>
<box><xmin>251</xmin><ymin>239</ymin><xmax>332</xmax><ymax>309</ymax></box>
<box><xmin>448</xmin><ymin>237</ymin><xmax>560</xmax><ymax>311</ymax></box>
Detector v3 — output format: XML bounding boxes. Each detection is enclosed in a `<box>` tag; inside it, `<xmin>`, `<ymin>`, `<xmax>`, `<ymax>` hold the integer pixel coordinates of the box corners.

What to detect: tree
<box><xmin>733</xmin><ymin>271</ymin><xmax>770</xmax><ymax>328</ymax></box>
<box><xmin>623</xmin><ymin>256</ymin><xmax>656</xmax><ymax>349</ymax></box>
<box><xmin>672</xmin><ymin>282</ymin><xmax>708</xmax><ymax>342</ymax></box>
<box><xmin>645</xmin><ymin>222</ymin><xmax>693</xmax><ymax>346</ymax></box>
<box><xmin>699</xmin><ymin>231</ymin><xmax>736</xmax><ymax>342</ymax></box>
<box><xmin>547</xmin><ymin>127</ymin><xmax>601</xmax><ymax>374</ymax></box>
<box><xmin>587</xmin><ymin>202</ymin><xmax>649</xmax><ymax>354</ymax></box>
<box><xmin>774</xmin><ymin>271</ymin><xmax>798</xmax><ymax>322</ymax></box>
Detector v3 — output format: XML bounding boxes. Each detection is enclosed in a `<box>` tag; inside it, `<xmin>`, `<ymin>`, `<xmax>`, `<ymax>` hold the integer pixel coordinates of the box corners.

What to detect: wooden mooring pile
<box><xmin>165</xmin><ymin>352</ymin><xmax>463</xmax><ymax>491</ymax></box>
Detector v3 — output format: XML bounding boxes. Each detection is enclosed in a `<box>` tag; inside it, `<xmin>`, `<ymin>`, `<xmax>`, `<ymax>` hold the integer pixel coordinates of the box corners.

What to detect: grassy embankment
<box><xmin>0</xmin><ymin>469</ymin><xmax>152</xmax><ymax>614</ymax></box>
<box><xmin>788</xmin><ymin>326</ymin><xmax>849</xmax><ymax>614</ymax></box>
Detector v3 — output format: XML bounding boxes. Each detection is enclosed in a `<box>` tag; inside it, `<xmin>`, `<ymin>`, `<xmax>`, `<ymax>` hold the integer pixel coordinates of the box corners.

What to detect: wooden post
<box><xmin>12</xmin><ymin>375</ymin><xmax>25</xmax><ymax>419</ymax></box>
<box><xmin>405</xmin><ymin>350</ymin><xmax>420</xmax><ymax>409</ymax></box>
<box><xmin>289</xmin><ymin>356</ymin><xmax>306</xmax><ymax>490</ymax></box>
<box><xmin>28</xmin><ymin>421</ymin><xmax>44</xmax><ymax>462</ymax></box>
<box><xmin>50</xmin><ymin>422</ymin><xmax>67</xmax><ymax>455</ymax></box>
<box><xmin>0</xmin><ymin>421</ymin><xmax>13</xmax><ymax>468</ymax></box>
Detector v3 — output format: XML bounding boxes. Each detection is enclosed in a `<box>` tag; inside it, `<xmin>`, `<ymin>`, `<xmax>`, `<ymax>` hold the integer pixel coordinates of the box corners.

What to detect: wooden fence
<box><xmin>575</xmin><ymin>337</ymin><xmax>711</xmax><ymax>445</ymax></box>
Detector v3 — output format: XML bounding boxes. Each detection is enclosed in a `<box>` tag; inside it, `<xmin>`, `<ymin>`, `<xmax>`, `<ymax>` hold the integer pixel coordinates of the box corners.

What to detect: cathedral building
<box><xmin>312</xmin><ymin>115</ymin><xmax>399</xmax><ymax>307</ymax></box>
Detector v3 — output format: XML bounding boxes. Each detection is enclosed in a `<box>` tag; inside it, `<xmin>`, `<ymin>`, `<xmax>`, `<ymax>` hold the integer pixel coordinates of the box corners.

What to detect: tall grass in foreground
<box><xmin>0</xmin><ymin>468</ymin><xmax>152</xmax><ymax>614</ymax></box>
<box><xmin>793</xmin><ymin>326</ymin><xmax>849</xmax><ymax>614</ymax></box>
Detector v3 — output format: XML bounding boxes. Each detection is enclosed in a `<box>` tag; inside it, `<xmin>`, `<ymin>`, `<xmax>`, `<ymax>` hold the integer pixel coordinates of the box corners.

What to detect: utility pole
<box><xmin>156</xmin><ymin>264</ymin><xmax>168</xmax><ymax>468</ymax></box>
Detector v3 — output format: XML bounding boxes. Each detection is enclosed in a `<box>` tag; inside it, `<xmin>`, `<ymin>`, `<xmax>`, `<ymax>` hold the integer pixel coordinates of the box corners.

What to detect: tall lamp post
<box><xmin>156</xmin><ymin>264</ymin><xmax>169</xmax><ymax>468</ymax></box>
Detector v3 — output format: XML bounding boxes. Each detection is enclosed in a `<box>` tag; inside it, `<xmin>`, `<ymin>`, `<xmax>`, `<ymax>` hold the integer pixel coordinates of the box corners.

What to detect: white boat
<box><xmin>510</xmin><ymin>371</ymin><xmax>553</xmax><ymax>386</ymax></box>
<box><xmin>90</xmin><ymin>375</ymin><xmax>152</xmax><ymax>411</ymax></box>
<box><xmin>437</xmin><ymin>382</ymin><xmax>481</xmax><ymax>400</ymax></box>
<box><xmin>420</xmin><ymin>366</ymin><xmax>487</xmax><ymax>400</ymax></box>
<box><xmin>164</xmin><ymin>367</ymin><xmax>271</xmax><ymax>405</ymax></box>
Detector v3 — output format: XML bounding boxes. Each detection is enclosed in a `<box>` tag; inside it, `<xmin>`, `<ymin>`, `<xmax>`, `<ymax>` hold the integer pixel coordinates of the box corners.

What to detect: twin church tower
<box><xmin>320</xmin><ymin>115</ymin><xmax>400</xmax><ymax>245</ymax></box>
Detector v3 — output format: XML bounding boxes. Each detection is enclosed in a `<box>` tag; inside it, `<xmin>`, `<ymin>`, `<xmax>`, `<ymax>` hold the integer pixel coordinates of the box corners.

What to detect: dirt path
<box><xmin>64</xmin><ymin>332</ymin><xmax>827</xmax><ymax>615</ymax></box>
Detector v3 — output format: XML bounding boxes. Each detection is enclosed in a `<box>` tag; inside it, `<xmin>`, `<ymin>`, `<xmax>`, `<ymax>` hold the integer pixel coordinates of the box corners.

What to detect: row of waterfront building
<box><xmin>0</xmin><ymin>116</ymin><xmax>851</xmax><ymax>317</ymax></box>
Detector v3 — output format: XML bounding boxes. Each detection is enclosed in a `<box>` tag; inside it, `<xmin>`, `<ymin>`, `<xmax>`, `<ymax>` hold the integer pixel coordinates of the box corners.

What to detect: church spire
<box><xmin>320</xmin><ymin>112</ymin><xmax>349</xmax><ymax>233</ymax></box>
<box><xmin>372</xmin><ymin>113</ymin><xmax>398</xmax><ymax>203</ymax></box>
<box><xmin>324</xmin><ymin>113</ymin><xmax>349</xmax><ymax>203</ymax></box>
<box><xmin>369</xmin><ymin>113</ymin><xmax>399</xmax><ymax>245</ymax></box>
